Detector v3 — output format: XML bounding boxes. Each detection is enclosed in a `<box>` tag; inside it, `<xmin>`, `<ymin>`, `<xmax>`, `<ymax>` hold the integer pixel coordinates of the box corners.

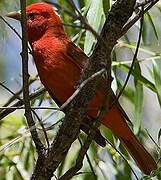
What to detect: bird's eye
<box><xmin>27</xmin><ymin>13</ymin><xmax>36</xmax><ymax>20</ymax></box>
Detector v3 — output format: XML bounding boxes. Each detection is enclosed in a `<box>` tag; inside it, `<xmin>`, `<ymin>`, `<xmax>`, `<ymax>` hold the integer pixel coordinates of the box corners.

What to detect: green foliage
<box><xmin>152</xmin><ymin>59</ymin><xmax>161</xmax><ymax>106</ymax></box>
<box><xmin>0</xmin><ymin>114</ymin><xmax>36</xmax><ymax>179</ymax></box>
<box><xmin>133</xmin><ymin>63</ymin><xmax>144</xmax><ymax>134</ymax></box>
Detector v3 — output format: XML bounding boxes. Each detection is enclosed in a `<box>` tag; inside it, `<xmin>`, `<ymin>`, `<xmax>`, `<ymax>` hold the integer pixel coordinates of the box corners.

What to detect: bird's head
<box><xmin>7</xmin><ymin>2</ymin><xmax>65</xmax><ymax>42</ymax></box>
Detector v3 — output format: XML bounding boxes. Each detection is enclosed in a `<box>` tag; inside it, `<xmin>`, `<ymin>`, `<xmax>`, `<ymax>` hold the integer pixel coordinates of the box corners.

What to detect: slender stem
<box><xmin>20</xmin><ymin>0</ymin><xmax>44</xmax><ymax>153</ymax></box>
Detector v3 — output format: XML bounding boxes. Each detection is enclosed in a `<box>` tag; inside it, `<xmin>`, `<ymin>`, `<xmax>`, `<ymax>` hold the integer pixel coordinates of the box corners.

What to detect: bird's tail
<box><xmin>120</xmin><ymin>135</ymin><xmax>157</xmax><ymax>175</ymax></box>
<box><xmin>102</xmin><ymin>106</ymin><xmax>157</xmax><ymax>175</ymax></box>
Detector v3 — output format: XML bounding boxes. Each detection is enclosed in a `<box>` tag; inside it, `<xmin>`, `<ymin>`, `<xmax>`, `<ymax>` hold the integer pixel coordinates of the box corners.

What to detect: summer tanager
<box><xmin>7</xmin><ymin>2</ymin><xmax>157</xmax><ymax>175</ymax></box>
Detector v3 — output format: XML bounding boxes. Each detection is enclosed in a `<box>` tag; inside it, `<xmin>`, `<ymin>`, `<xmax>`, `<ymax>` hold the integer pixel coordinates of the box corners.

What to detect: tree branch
<box><xmin>20</xmin><ymin>0</ymin><xmax>44</xmax><ymax>154</ymax></box>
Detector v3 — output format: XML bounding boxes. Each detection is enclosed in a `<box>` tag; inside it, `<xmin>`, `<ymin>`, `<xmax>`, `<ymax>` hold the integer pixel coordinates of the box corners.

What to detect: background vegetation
<box><xmin>0</xmin><ymin>0</ymin><xmax>161</xmax><ymax>179</ymax></box>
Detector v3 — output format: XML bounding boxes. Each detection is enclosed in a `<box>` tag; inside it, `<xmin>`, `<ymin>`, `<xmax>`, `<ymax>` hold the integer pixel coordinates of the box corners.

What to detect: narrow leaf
<box><xmin>146</xmin><ymin>12</ymin><xmax>158</xmax><ymax>41</ymax></box>
<box><xmin>84</xmin><ymin>0</ymin><xmax>105</xmax><ymax>55</ymax></box>
<box><xmin>152</xmin><ymin>59</ymin><xmax>161</xmax><ymax>107</ymax></box>
<box><xmin>119</xmin><ymin>64</ymin><xmax>156</xmax><ymax>93</ymax></box>
<box><xmin>133</xmin><ymin>63</ymin><xmax>143</xmax><ymax>134</ymax></box>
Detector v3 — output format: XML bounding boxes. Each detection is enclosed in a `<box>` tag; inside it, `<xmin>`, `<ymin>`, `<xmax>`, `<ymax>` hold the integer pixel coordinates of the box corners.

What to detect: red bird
<box><xmin>7</xmin><ymin>2</ymin><xmax>157</xmax><ymax>175</ymax></box>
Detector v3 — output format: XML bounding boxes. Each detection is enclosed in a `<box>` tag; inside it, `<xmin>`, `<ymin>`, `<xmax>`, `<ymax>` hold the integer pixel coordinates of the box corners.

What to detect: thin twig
<box><xmin>0</xmin><ymin>80</ymin><xmax>50</xmax><ymax>148</ymax></box>
<box><xmin>0</xmin><ymin>15</ymin><xmax>22</xmax><ymax>39</ymax></box>
<box><xmin>78</xmin><ymin>137</ymin><xmax>97</xmax><ymax>180</ymax></box>
<box><xmin>0</xmin><ymin>15</ymin><xmax>32</xmax><ymax>53</ymax></box>
<box><xmin>114</xmin><ymin>6</ymin><xmax>144</xmax><ymax>104</ymax></box>
<box><xmin>0</xmin><ymin>113</ymin><xmax>63</xmax><ymax>154</ymax></box>
<box><xmin>0</xmin><ymin>81</ymin><xmax>22</xmax><ymax>102</ymax></box>
<box><xmin>0</xmin><ymin>77</ymin><xmax>37</xmax><ymax>108</ymax></box>
<box><xmin>63</xmin><ymin>23</ymin><xmax>85</xmax><ymax>29</ymax></box>
<box><xmin>33</xmin><ymin>111</ymin><xmax>50</xmax><ymax>149</ymax></box>
<box><xmin>66</xmin><ymin>0</ymin><xmax>100</xmax><ymax>39</ymax></box>
<box><xmin>60</xmin><ymin>68</ymin><xmax>106</xmax><ymax>110</ymax></box>
<box><xmin>0</xmin><ymin>106</ymin><xmax>60</xmax><ymax>110</ymax></box>
<box><xmin>135</xmin><ymin>0</ymin><xmax>157</xmax><ymax>9</ymax></box>
<box><xmin>0</xmin><ymin>69</ymin><xmax>106</xmax><ymax>115</ymax></box>
<box><xmin>0</xmin><ymin>88</ymin><xmax>46</xmax><ymax>120</ymax></box>
<box><xmin>145</xmin><ymin>129</ymin><xmax>160</xmax><ymax>150</ymax></box>
<box><xmin>120</xmin><ymin>0</ymin><xmax>159</xmax><ymax>38</ymax></box>
<box><xmin>0</xmin><ymin>89</ymin><xmax>22</xmax><ymax>110</ymax></box>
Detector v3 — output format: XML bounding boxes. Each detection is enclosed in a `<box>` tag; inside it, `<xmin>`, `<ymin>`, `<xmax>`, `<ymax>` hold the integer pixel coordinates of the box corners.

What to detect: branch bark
<box><xmin>20</xmin><ymin>0</ymin><xmax>44</xmax><ymax>154</ymax></box>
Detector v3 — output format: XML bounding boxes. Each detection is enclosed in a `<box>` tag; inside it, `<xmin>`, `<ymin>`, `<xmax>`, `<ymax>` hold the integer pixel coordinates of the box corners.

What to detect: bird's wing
<box><xmin>65</xmin><ymin>39</ymin><xmax>88</xmax><ymax>70</ymax></box>
<box><xmin>64</xmin><ymin>39</ymin><xmax>131</xmax><ymax>123</ymax></box>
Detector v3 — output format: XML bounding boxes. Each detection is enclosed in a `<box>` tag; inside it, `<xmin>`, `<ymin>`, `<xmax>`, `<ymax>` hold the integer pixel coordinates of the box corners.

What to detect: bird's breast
<box><xmin>33</xmin><ymin>47</ymin><xmax>81</xmax><ymax>104</ymax></box>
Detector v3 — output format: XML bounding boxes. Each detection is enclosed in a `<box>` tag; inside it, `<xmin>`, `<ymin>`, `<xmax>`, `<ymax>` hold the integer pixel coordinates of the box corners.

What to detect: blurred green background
<box><xmin>0</xmin><ymin>0</ymin><xmax>161</xmax><ymax>179</ymax></box>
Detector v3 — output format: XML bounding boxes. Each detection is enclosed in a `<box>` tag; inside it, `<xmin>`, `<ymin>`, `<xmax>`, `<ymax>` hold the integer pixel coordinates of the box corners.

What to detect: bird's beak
<box><xmin>6</xmin><ymin>11</ymin><xmax>21</xmax><ymax>21</ymax></box>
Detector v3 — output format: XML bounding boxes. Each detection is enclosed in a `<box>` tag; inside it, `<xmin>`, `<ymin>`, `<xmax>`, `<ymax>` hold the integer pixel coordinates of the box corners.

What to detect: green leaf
<box><xmin>133</xmin><ymin>63</ymin><xmax>143</xmax><ymax>134</ymax></box>
<box><xmin>142</xmin><ymin>15</ymin><xmax>148</xmax><ymax>45</ymax></box>
<box><xmin>152</xmin><ymin>59</ymin><xmax>161</xmax><ymax>107</ymax></box>
<box><xmin>146</xmin><ymin>12</ymin><xmax>159</xmax><ymax>41</ymax></box>
<box><xmin>84</xmin><ymin>0</ymin><xmax>105</xmax><ymax>55</ymax></box>
<box><xmin>117</xmin><ymin>80</ymin><xmax>135</xmax><ymax>103</ymax></box>
<box><xmin>118</xmin><ymin>64</ymin><xmax>156</xmax><ymax>93</ymax></box>
<box><xmin>102</xmin><ymin>0</ymin><xmax>110</xmax><ymax>16</ymax></box>
<box><xmin>119</xmin><ymin>42</ymin><xmax>157</xmax><ymax>56</ymax></box>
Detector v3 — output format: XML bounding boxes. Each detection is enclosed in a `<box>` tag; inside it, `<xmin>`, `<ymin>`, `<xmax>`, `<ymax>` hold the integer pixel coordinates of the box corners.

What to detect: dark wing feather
<box><xmin>65</xmin><ymin>40</ymin><xmax>88</xmax><ymax>70</ymax></box>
